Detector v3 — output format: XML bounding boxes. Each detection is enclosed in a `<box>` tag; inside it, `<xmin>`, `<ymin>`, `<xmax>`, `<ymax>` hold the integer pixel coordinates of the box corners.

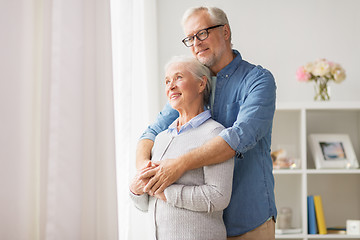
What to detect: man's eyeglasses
<box><xmin>182</xmin><ymin>24</ymin><xmax>224</xmax><ymax>47</ymax></box>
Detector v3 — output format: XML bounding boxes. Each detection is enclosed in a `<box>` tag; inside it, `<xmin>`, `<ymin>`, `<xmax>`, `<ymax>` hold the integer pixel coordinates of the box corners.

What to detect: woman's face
<box><xmin>165</xmin><ymin>62</ymin><xmax>204</xmax><ymax>114</ymax></box>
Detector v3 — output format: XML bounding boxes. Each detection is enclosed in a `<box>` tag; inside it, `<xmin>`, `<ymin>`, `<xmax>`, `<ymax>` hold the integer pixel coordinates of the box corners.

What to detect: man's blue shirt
<box><xmin>140</xmin><ymin>50</ymin><xmax>277</xmax><ymax>236</ymax></box>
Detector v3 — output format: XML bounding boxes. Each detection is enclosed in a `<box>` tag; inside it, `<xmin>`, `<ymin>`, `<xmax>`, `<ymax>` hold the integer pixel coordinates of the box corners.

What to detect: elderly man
<box><xmin>137</xmin><ymin>6</ymin><xmax>277</xmax><ymax>240</ymax></box>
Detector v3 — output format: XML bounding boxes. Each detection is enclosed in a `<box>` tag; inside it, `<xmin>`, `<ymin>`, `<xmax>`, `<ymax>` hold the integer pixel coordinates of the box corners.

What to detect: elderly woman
<box><xmin>129</xmin><ymin>56</ymin><xmax>234</xmax><ymax>240</ymax></box>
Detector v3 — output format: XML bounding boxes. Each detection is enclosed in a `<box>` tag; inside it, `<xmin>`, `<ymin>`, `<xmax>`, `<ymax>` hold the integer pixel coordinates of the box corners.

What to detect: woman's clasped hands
<box><xmin>129</xmin><ymin>161</ymin><xmax>167</xmax><ymax>202</ymax></box>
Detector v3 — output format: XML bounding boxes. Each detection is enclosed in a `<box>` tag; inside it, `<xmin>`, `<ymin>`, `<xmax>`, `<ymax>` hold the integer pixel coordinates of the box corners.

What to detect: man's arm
<box><xmin>179</xmin><ymin>136</ymin><xmax>235</xmax><ymax>170</ymax></box>
<box><xmin>137</xmin><ymin>103</ymin><xmax>178</xmax><ymax>169</ymax></box>
<box><xmin>136</xmin><ymin>139</ymin><xmax>154</xmax><ymax>170</ymax></box>
<box><xmin>163</xmin><ymin>148</ymin><xmax>234</xmax><ymax>213</ymax></box>
<box><xmin>142</xmin><ymin>136</ymin><xmax>235</xmax><ymax>195</ymax></box>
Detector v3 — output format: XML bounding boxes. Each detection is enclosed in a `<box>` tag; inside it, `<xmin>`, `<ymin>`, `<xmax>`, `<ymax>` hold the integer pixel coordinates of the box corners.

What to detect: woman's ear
<box><xmin>199</xmin><ymin>76</ymin><xmax>207</xmax><ymax>93</ymax></box>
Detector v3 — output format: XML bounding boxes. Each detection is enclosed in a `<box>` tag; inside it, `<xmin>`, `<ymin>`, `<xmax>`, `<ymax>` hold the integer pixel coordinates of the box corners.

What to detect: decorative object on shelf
<box><xmin>308</xmin><ymin>134</ymin><xmax>359</xmax><ymax>169</ymax></box>
<box><xmin>296</xmin><ymin>59</ymin><xmax>346</xmax><ymax>101</ymax></box>
<box><xmin>271</xmin><ymin>149</ymin><xmax>299</xmax><ymax>169</ymax></box>
<box><xmin>347</xmin><ymin>220</ymin><xmax>360</xmax><ymax>235</ymax></box>
<box><xmin>277</xmin><ymin>207</ymin><xmax>293</xmax><ymax>229</ymax></box>
<box><xmin>275</xmin><ymin>207</ymin><xmax>302</xmax><ymax>235</ymax></box>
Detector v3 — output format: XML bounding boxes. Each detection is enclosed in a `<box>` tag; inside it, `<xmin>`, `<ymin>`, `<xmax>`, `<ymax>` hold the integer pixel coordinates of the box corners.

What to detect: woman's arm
<box><xmin>163</xmin><ymin>156</ymin><xmax>234</xmax><ymax>213</ymax></box>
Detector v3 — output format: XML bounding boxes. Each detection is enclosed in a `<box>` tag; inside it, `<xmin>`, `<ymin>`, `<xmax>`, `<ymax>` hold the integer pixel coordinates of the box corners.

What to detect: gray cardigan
<box><xmin>130</xmin><ymin>118</ymin><xmax>234</xmax><ymax>240</ymax></box>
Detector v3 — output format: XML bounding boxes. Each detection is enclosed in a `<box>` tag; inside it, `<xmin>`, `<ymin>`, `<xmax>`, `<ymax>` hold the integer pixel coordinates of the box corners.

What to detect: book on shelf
<box><xmin>314</xmin><ymin>195</ymin><xmax>327</xmax><ymax>234</ymax></box>
<box><xmin>307</xmin><ymin>195</ymin><xmax>317</xmax><ymax>234</ymax></box>
<box><xmin>327</xmin><ymin>227</ymin><xmax>346</xmax><ymax>234</ymax></box>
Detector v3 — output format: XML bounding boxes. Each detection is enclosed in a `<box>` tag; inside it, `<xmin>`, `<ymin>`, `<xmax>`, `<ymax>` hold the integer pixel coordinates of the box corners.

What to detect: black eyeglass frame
<box><xmin>182</xmin><ymin>24</ymin><xmax>224</xmax><ymax>47</ymax></box>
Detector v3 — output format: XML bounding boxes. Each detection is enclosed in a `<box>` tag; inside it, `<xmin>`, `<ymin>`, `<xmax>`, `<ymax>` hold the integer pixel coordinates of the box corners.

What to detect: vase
<box><xmin>314</xmin><ymin>78</ymin><xmax>330</xmax><ymax>101</ymax></box>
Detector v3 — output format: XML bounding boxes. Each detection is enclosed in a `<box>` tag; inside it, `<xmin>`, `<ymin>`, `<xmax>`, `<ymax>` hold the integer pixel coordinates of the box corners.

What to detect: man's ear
<box><xmin>223</xmin><ymin>24</ymin><xmax>231</xmax><ymax>41</ymax></box>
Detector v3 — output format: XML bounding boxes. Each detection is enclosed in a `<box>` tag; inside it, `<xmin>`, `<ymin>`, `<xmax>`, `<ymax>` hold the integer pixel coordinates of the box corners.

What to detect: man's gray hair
<box><xmin>181</xmin><ymin>6</ymin><xmax>232</xmax><ymax>43</ymax></box>
<box><xmin>165</xmin><ymin>55</ymin><xmax>212</xmax><ymax>106</ymax></box>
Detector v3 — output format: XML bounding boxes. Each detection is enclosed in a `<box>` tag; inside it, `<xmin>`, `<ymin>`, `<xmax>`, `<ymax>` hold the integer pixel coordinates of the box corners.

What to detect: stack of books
<box><xmin>307</xmin><ymin>195</ymin><xmax>327</xmax><ymax>234</ymax></box>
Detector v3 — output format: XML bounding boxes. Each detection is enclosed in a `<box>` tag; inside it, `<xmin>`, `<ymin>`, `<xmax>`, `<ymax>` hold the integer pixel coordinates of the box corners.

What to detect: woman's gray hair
<box><xmin>165</xmin><ymin>55</ymin><xmax>212</xmax><ymax>106</ymax></box>
<box><xmin>181</xmin><ymin>6</ymin><xmax>232</xmax><ymax>43</ymax></box>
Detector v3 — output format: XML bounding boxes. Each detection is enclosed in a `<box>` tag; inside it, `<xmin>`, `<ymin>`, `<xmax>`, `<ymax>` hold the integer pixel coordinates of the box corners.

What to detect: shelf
<box><xmin>272</xmin><ymin>102</ymin><xmax>360</xmax><ymax>240</ymax></box>
<box><xmin>306</xmin><ymin>169</ymin><xmax>360</xmax><ymax>174</ymax></box>
<box><xmin>274</xmin><ymin>169</ymin><xmax>360</xmax><ymax>175</ymax></box>
<box><xmin>275</xmin><ymin>234</ymin><xmax>360</xmax><ymax>239</ymax></box>
<box><xmin>276</xmin><ymin>234</ymin><xmax>360</xmax><ymax>239</ymax></box>
<box><xmin>276</xmin><ymin>233</ymin><xmax>305</xmax><ymax>239</ymax></box>
<box><xmin>306</xmin><ymin>234</ymin><xmax>360</xmax><ymax>239</ymax></box>
<box><xmin>274</xmin><ymin>169</ymin><xmax>304</xmax><ymax>174</ymax></box>
<box><xmin>276</xmin><ymin>101</ymin><xmax>360</xmax><ymax>110</ymax></box>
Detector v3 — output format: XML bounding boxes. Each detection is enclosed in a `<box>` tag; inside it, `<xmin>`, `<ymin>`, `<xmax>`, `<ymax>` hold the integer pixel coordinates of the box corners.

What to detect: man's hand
<box><xmin>138</xmin><ymin>159</ymin><xmax>152</xmax><ymax>171</ymax></box>
<box><xmin>140</xmin><ymin>157</ymin><xmax>185</xmax><ymax>195</ymax></box>
<box><xmin>154</xmin><ymin>192</ymin><xmax>167</xmax><ymax>202</ymax></box>
<box><xmin>138</xmin><ymin>136</ymin><xmax>235</xmax><ymax>195</ymax></box>
<box><xmin>129</xmin><ymin>162</ymin><xmax>157</xmax><ymax>195</ymax></box>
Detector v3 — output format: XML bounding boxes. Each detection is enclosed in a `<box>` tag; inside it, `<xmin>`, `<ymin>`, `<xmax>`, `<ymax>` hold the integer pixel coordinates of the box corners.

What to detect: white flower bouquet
<box><xmin>296</xmin><ymin>59</ymin><xmax>346</xmax><ymax>100</ymax></box>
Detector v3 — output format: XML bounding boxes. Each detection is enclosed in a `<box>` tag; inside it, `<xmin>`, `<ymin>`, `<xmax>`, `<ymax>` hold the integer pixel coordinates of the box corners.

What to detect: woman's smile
<box><xmin>164</xmin><ymin>62</ymin><xmax>206</xmax><ymax>122</ymax></box>
<box><xmin>170</xmin><ymin>93</ymin><xmax>181</xmax><ymax>100</ymax></box>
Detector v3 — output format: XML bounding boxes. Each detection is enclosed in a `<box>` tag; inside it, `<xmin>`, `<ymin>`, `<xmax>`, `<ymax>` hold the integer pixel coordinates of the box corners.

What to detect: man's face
<box><xmin>183</xmin><ymin>11</ymin><xmax>227</xmax><ymax>69</ymax></box>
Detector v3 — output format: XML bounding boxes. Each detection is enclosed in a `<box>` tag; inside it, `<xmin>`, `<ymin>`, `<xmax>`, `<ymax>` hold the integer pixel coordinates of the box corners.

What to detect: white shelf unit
<box><xmin>272</xmin><ymin>102</ymin><xmax>360</xmax><ymax>240</ymax></box>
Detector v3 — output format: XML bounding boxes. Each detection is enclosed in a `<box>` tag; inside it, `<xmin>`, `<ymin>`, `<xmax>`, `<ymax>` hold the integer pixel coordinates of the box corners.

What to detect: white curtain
<box><xmin>1</xmin><ymin>0</ymin><xmax>118</xmax><ymax>239</ymax></box>
<box><xmin>110</xmin><ymin>0</ymin><xmax>159</xmax><ymax>239</ymax></box>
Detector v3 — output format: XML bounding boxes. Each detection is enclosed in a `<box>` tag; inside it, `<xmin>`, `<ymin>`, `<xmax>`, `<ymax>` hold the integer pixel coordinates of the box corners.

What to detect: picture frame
<box><xmin>308</xmin><ymin>134</ymin><xmax>359</xmax><ymax>169</ymax></box>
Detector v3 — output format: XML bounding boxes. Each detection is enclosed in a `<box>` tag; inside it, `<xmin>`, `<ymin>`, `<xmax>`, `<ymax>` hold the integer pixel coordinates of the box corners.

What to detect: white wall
<box><xmin>156</xmin><ymin>0</ymin><xmax>360</xmax><ymax>109</ymax></box>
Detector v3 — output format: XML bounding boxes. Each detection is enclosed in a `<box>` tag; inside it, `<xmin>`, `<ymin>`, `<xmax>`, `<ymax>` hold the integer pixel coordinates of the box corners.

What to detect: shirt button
<box><xmin>235</xmin><ymin>152</ymin><xmax>243</xmax><ymax>159</ymax></box>
<box><xmin>225</xmin><ymin>75</ymin><xmax>229</xmax><ymax>78</ymax></box>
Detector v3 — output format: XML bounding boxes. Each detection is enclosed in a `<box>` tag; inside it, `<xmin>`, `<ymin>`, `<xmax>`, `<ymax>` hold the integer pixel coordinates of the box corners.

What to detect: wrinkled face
<box><xmin>183</xmin><ymin>11</ymin><xmax>227</xmax><ymax>68</ymax></box>
<box><xmin>165</xmin><ymin>62</ymin><xmax>204</xmax><ymax>113</ymax></box>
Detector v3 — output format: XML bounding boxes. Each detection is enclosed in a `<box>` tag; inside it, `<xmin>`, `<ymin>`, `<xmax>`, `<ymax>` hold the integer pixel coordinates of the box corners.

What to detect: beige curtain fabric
<box><xmin>0</xmin><ymin>0</ymin><xmax>118</xmax><ymax>239</ymax></box>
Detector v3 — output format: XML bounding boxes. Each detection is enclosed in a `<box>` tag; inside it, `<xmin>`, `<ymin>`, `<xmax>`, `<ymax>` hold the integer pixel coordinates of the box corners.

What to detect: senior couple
<box><xmin>129</xmin><ymin>6</ymin><xmax>277</xmax><ymax>240</ymax></box>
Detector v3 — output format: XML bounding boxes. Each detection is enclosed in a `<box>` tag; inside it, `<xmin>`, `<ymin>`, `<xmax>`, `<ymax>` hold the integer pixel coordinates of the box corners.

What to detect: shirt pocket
<box><xmin>224</xmin><ymin>100</ymin><xmax>242</xmax><ymax>127</ymax></box>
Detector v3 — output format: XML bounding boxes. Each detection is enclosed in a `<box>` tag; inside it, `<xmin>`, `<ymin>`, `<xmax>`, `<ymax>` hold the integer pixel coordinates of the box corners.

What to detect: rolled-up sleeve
<box><xmin>219</xmin><ymin>67</ymin><xmax>276</xmax><ymax>155</ymax></box>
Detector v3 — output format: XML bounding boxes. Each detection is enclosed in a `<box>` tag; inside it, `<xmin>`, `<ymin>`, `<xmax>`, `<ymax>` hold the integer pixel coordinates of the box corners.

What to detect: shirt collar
<box><xmin>168</xmin><ymin>110</ymin><xmax>211</xmax><ymax>135</ymax></box>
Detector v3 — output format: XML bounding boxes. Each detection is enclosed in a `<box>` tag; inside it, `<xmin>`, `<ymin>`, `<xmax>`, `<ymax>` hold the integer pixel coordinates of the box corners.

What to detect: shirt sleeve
<box><xmin>163</xmin><ymin>127</ymin><xmax>234</xmax><ymax>213</ymax></box>
<box><xmin>129</xmin><ymin>191</ymin><xmax>150</xmax><ymax>212</ymax></box>
<box><xmin>219</xmin><ymin>66</ymin><xmax>276</xmax><ymax>155</ymax></box>
<box><xmin>140</xmin><ymin>102</ymin><xmax>179</xmax><ymax>141</ymax></box>
<box><xmin>164</xmin><ymin>157</ymin><xmax>234</xmax><ymax>213</ymax></box>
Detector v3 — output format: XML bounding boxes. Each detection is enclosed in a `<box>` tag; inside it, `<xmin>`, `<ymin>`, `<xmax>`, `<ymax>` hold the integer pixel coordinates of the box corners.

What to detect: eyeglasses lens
<box><xmin>183</xmin><ymin>30</ymin><xmax>208</xmax><ymax>47</ymax></box>
<box><xmin>197</xmin><ymin>30</ymin><xmax>208</xmax><ymax>41</ymax></box>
